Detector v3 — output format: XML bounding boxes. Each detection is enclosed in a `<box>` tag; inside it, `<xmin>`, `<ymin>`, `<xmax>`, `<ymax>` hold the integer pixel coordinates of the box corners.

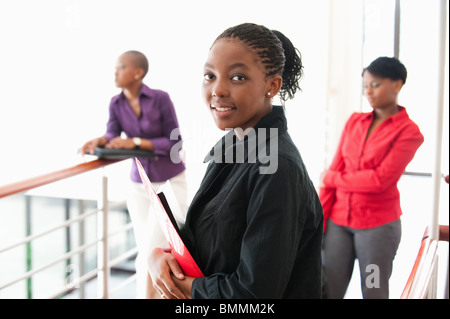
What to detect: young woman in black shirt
<box><xmin>148</xmin><ymin>23</ymin><xmax>323</xmax><ymax>299</ymax></box>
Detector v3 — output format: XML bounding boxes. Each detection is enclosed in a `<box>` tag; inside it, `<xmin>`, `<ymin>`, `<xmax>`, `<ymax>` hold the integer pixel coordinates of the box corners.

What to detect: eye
<box><xmin>231</xmin><ymin>74</ymin><xmax>246</xmax><ymax>81</ymax></box>
<box><xmin>371</xmin><ymin>82</ymin><xmax>381</xmax><ymax>88</ymax></box>
<box><xmin>363</xmin><ymin>82</ymin><xmax>381</xmax><ymax>89</ymax></box>
<box><xmin>204</xmin><ymin>73</ymin><xmax>215</xmax><ymax>81</ymax></box>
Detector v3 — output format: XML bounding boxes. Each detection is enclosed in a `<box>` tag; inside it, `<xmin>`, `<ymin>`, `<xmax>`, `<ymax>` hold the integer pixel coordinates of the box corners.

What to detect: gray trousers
<box><xmin>322</xmin><ymin>219</ymin><xmax>401</xmax><ymax>299</ymax></box>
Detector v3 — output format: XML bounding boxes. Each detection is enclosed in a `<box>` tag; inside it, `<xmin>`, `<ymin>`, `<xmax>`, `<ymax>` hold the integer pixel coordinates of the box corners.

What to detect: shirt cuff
<box><xmin>191</xmin><ymin>276</ymin><xmax>221</xmax><ymax>299</ymax></box>
<box><xmin>103</xmin><ymin>133</ymin><xmax>116</xmax><ymax>142</ymax></box>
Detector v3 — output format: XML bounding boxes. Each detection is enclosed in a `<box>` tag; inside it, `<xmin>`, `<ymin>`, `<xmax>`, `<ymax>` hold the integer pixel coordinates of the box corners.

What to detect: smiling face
<box><xmin>202</xmin><ymin>38</ymin><xmax>281</xmax><ymax>131</ymax></box>
<box><xmin>362</xmin><ymin>71</ymin><xmax>403</xmax><ymax>111</ymax></box>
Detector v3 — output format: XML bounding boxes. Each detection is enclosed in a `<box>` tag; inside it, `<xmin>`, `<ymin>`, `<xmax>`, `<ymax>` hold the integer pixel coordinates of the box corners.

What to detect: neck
<box><xmin>123</xmin><ymin>82</ymin><xmax>142</xmax><ymax>100</ymax></box>
<box><xmin>373</xmin><ymin>103</ymin><xmax>399</xmax><ymax>120</ymax></box>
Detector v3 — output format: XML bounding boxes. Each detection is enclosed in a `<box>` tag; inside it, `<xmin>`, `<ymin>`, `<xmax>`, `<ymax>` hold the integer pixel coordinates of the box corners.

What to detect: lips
<box><xmin>211</xmin><ymin>102</ymin><xmax>237</xmax><ymax>115</ymax></box>
<box><xmin>211</xmin><ymin>102</ymin><xmax>236</xmax><ymax>111</ymax></box>
<box><xmin>209</xmin><ymin>101</ymin><xmax>240</xmax><ymax>130</ymax></box>
<box><xmin>213</xmin><ymin>106</ymin><xmax>234</xmax><ymax>112</ymax></box>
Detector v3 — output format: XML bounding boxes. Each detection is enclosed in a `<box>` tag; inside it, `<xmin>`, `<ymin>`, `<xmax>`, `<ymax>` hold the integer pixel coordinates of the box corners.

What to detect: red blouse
<box><xmin>320</xmin><ymin>106</ymin><xmax>424</xmax><ymax>230</ymax></box>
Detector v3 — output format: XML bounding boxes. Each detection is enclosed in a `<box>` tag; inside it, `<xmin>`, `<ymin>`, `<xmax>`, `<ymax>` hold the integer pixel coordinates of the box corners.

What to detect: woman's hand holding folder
<box><xmin>148</xmin><ymin>248</ymin><xmax>193</xmax><ymax>299</ymax></box>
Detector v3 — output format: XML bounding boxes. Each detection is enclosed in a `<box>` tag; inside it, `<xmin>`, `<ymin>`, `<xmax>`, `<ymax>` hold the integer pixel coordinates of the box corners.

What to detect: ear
<box><xmin>134</xmin><ymin>68</ymin><xmax>144</xmax><ymax>81</ymax></box>
<box><xmin>393</xmin><ymin>79</ymin><xmax>403</xmax><ymax>94</ymax></box>
<box><xmin>265</xmin><ymin>75</ymin><xmax>283</xmax><ymax>98</ymax></box>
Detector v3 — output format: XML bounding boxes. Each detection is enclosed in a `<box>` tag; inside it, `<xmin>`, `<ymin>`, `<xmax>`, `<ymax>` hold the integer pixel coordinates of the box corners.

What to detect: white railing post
<box><xmin>77</xmin><ymin>199</ymin><xmax>86</xmax><ymax>299</ymax></box>
<box><xmin>427</xmin><ymin>0</ymin><xmax>447</xmax><ymax>299</ymax></box>
<box><xmin>97</xmin><ymin>171</ymin><xmax>109</xmax><ymax>299</ymax></box>
<box><xmin>430</xmin><ymin>0</ymin><xmax>447</xmax><ymax>241</ymax></box>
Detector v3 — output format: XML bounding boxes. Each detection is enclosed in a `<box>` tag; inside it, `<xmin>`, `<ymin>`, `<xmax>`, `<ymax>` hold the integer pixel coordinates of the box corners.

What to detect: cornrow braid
<box><xmin>271</xmin><ymin>30</ymin><xmax>303</xmax><ymax>101</ymax></box>
<box><xmin>215</xmin><ymin>23</ymin><xmax>303</xmax><ymax>102</ymax></box>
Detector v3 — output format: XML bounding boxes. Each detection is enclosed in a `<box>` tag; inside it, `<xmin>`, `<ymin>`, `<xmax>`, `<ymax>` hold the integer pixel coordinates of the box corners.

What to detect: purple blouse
<box><xmin>104</xmin><ymin>84</ymin><xmax>185</xmax><ymax>183</ymax></box>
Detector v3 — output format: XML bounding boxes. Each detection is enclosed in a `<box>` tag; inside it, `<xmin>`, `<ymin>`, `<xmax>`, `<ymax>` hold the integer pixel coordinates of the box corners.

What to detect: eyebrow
<box><xmin>204</xmin><ymin>62</ymin><xmax>249</xmax><ymax>70</ymax></box>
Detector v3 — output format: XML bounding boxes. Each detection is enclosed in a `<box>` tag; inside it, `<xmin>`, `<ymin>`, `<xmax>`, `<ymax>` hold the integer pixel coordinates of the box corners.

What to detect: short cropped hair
<box><xmin>363</xmin><ymin>57</ymin><xmax>407</xmax><ymax>84</ymax></box>
<box><xmin>124</xmin><ymin>50</ymin><xmax>149</xmax><ymax>79</ymax></box>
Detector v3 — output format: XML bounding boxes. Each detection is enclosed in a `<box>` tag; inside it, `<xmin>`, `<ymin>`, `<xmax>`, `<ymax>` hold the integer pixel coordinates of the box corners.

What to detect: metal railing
<box><xmin>0</xmin><ymin>158</ymin><xmax>137</xmax><ymax>299</ymax></box>
<box><xmin>401</xmin><ymin>225</ymin><xmax>449</xmax><ymax>299</ymax></box>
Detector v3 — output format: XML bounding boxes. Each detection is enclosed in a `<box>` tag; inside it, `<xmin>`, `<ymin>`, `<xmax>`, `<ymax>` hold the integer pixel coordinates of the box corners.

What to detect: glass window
<box><xmin>362</xmin><ymin>0</ymin><xmax>397</xmax><ymax>68</ymax></box>
<box><xmin>398</xmin><ymin>0</ymin><xmax>447</xmax><ymax>173</ymax></box>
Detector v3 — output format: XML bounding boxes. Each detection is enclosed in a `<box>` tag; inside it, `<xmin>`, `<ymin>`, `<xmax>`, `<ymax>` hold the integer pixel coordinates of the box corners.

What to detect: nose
<box><xmin>212</xmin><ymin>79</ymin><xmax>229</xmax><ymax>98</ymax></box>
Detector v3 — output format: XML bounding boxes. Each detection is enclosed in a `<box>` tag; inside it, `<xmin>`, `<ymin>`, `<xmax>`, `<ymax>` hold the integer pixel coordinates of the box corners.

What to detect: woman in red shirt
<box><xmin>320</xmin><ymin>57</ymin><xmax>424</xmax><ymax>299</ymax></box>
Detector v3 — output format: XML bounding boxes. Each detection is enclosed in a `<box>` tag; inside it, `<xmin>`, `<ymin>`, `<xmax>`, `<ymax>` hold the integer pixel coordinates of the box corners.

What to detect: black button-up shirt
<box><xmin>181</xmin><ymin>106</ymin><xmax>323</xmax><ymax>298</ymax></box>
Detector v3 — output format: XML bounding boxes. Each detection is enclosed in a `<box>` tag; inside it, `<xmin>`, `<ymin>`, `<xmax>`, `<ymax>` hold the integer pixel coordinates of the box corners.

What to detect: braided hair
<box><xmin>215</xmin><ymin>23</ymin><xmax>303</xmax><ymax>102</ymax></box>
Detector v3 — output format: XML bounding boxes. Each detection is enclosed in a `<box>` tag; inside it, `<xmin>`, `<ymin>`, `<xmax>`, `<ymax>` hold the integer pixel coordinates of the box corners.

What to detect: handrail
<box><xmin>439</xmin><ymin>225</ymin><xmax>449</xmax><ymax>242</ymax></box>
<box><xmin>0</xmin><ymin>158</ymin><xmax>122</xmax><ymax>198</ymax></box>
<box><xmin>0</xmin><ymin>157</ymin><xmax>135</xmax><ymax>299</ymax></box>
<box><xmin>401</xmin><ymin>231</ymin><xmax>431</xmax><ymax>299</ymax></box>
<box><xmin>401</xmin><ymin>225</ymin><xmax>448</xmax><ymax>299</ymax></box>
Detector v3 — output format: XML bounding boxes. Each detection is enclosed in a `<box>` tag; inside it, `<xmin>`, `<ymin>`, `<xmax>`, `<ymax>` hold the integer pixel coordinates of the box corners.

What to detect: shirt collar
<box><xmin>392</xmin><ymin>106</ymin><xmax>408</xmax><ymax>123</ymax></box>
<box><xmin>203</xmin><ymin>106</ymin><xmax>288</xmax><ymax>163</ymax></box>
<box><xmin>115</xmin><ymin>84</ymin><xmax>154</xmax><ymax>102</ymax></box>
<box><xmin>139</xmin><ymin>84</ymin><xmax>155</xmax><ymax>98</ymax></box>
<box><xmin>363</xmin><ymin>105</ymin><xmax>408</xmax><ymax>123</ymax></box>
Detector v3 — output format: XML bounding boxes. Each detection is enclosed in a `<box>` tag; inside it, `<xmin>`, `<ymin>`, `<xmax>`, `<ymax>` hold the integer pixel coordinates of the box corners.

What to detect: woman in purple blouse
<box><xmin>81</xmin><ymin>51</ymin><xmax>187</xmax><ymax>298</ymax></box>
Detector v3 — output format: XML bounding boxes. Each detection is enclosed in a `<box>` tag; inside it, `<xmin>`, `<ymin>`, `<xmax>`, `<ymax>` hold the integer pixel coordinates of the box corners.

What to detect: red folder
<box><xmin>135</xmin><ymin>158</ymin><xmax>203</xmax><ymax>278</ymax></box>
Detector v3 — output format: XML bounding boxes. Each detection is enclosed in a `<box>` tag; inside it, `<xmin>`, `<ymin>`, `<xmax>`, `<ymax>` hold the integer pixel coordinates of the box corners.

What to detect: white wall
<box><xmin>1</xmin><ymin>0</ymin><xmax>446</xmax><ymax>196</ymax></box>
<box><xmin>0</xmin><ymin>0</ymin><xmax>332</xmax><ymax>199</ymax></box>
<box><xmin>324</xmin><ymin>0</ymin><xmax>364</xmax><ymax>167</ymax></box>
